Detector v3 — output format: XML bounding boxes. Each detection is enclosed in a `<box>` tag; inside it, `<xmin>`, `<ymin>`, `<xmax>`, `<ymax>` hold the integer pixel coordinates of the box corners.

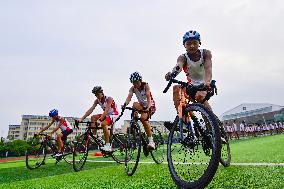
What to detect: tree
<box><xmin>7</xmin><ymin>140</ymin><xmax>29</xmax><ymax>157</ymax></box>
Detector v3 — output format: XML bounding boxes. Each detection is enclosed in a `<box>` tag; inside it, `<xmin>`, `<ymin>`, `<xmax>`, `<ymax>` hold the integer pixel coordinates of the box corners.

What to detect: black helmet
<box><xmin>92</xmin><ymin>86</ymin><xmax>103</xmax><ymax>94</ymax></box>
<box><xmin>129</xmin><ymin>72</ymin><xmax>142</xmax><ymax>83</ymax></box>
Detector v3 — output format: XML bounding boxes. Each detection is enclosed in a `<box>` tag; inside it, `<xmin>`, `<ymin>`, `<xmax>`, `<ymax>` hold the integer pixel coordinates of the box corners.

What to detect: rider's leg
<box><xmin>100</xmin><ymin>117</ymin><xmax>113</xmax><ymax>152</ymax></box>
<box><xmin>57</xmin><ymin>133</ymin><xmax>63</xmax><ymax>153</ymax></box>
<box><xmin>195</xmin><ymin>91</ymin><xmax>212</xmax><ymax>111</ymax></box>
<box><xmin>133</xmin><ymin>102</ymin><xmax>155</xmax><ymax>149</ymax></box>
<box><xmin>101</xmin><ymin>120</ymin><xmax>110</xmax><ymax>144</ymax></box>
<box><xmin>91</xmin><ymin>114</ymin><xmax>100</xmax><ymax>135</ymax></box>
<box><xmin>54</xmin><ymin>133</ymin><xmax>64</xmax><ymax>157</ymax></box>
<box><xmin>173</xmin><ymin>85</ymin><xmax>181</xmax><ymax>111</ymax></box>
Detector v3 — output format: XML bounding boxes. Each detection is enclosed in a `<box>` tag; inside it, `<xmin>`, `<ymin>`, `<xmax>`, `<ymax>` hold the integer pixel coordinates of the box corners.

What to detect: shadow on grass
<box><xmin>0</xmin><ymin>159</ymin><xmax>117</xmax><ymax>184</ymax></box>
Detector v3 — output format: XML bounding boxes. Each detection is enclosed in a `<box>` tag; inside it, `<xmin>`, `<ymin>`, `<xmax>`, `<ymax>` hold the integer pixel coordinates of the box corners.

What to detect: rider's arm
<box><xmin>170</xmin><ymin>55</ymin><xmax>187</xmax><ymax>78</ymax></box>
<box><xmin>39</xmin><ymin>120</ymin><xmax>54</xmax><ymax>133</ymax></box>
<box><xmin>49</xmin><ymin>118</ymin><xmax>64</xmax><ymax>135</ymax></box>
<box><xmin>145</xmin><ymin>84</ymin><xmax>151</xmax><ymax>109</ymax></box>
<box><xmin>124</xmin><ymin>87</ymin><xmax>134</xmax><ymax>106</ymax></box>
<box><xmin>203</xmin><ymin>49</ymin><xmax>212</xmax><ymax>85</ymax></box>
<box><xmin>80</xmin><ymin>100</ymin><xmax>98</xmax><ymax>120</ymax></box>
<box><xmin>99</xmin><ymin>97</ymin><xmax>113</xmax><ymax>121</ymax></box>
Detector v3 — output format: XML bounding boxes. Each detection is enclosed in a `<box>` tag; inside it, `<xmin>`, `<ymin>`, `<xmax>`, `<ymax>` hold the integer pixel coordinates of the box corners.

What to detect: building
<box><xmin>8</xmin><ymin>115</ymin><xmax>101</xmax><ymax>141</ymax></box>
<box><xmin>7</xmin><ymin>125</ymin><xmax>21</xmax><ymax>140</ymax></box>
<box><xmin>221</xmin><ymin>103</ymin><xmax>284</xmax><ymax>124</ymax></box>
<box><xmin>121</xmin><ymin>120</ymin><xmax>168</xmax><ymax>135</ymax></box>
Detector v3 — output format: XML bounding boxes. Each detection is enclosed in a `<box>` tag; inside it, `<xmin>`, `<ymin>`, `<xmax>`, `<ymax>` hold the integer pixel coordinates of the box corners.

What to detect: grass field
<box><xmin>1</xmin><ymin>134</ymin><xmax>284</xmax><ymax>189</ymax></box>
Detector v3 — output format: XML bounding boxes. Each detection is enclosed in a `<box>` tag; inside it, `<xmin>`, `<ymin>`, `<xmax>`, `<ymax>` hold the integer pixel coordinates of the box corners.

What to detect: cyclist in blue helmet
<box><xmin>38</xmin><ymin>109</ymin><xmax>73</xmax><ymax>157</ymax></box>
<box><xmin>164</xmin><ymin>30</ymin><xmax>213</xmax><ymax>129</ymax></box>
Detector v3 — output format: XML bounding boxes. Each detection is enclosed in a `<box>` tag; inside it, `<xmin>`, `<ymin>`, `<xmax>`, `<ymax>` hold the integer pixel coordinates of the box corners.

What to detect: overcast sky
<box><xmin>1</xmin><ymin>0</ymin><xmax>283</xmax><ymax>138</ymax></box>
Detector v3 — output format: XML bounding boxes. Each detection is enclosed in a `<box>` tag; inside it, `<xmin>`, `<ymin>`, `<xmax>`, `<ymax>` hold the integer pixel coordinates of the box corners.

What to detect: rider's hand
<box><xmin>165</xmin><ymin>72</ymin><xmax>171</xmax><ymax>81</ymax></box>
<box><xmin>77</xmin><ymin>118</ymin><xmax>83</xmax><ymax>123</ymax></box>
<box><xmin>121</xmin><ymin>103</ymin><xmax>126</xmax><ymax>110</ymax></box>
<box><xmin>143</xmin><ymin>106</ymin><xmax>150</xmax><ymax>112</ymax></box>
<box><xmin>204</xmin><ymin>81</ymin><xmax>211</xmax><ymax>89</ymax></box>
<box><xmin>48</xmin><ymin>133</ymin><xmax>53</xmax><ymax>138</ymax></box>
<box><xmin>96</xmin><ymin>119</ymin><xmax>102</xmax><ymax>125</ymax></box>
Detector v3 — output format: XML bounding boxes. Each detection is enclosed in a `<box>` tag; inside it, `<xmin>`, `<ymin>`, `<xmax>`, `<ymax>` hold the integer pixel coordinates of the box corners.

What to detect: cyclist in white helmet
<box><xmin>78</xmin><ymin>86</ymin><xmax>119</xmax><ymax>152</ymax></box>
<box><xmin>38</xmin><ymin>109</ymin><xmax>73</xmax><ymax>157</ymax></box>
<box><xmin>122</xmin><ymin>72</ymin><xmax>156</xmax><ymax>150</ymax></box>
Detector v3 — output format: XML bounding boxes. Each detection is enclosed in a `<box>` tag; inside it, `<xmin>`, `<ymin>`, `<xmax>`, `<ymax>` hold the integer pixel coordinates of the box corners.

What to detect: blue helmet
<box><xmin>49</xmin><ymin>109</ymin><xmax>58</xmax><ymax>117</ymax></box>
<box><xmin>130</xmin><ymin>72</ymin><xmax>142</xmax><ymax>83</ymax></box>
<box><xmin>183</xmin><ymin>30</ymin><xmax>201</xmax><ymax>44</ymax></box>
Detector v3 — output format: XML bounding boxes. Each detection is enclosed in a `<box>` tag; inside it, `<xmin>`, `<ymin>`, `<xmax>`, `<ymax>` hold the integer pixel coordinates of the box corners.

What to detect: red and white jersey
<box><xmin>55</xmin><ymin>118</ymin><xmax>72</xmax><ymax>132</ymax></box>
<box><xmin>172</xmin><ymin>49</ymin><xmax>205</xmax><ymax>86</ymax></box>
<box><xmin>131</xmin><ymin>82</ymin><xmax>156</xmax><ymax>109</ymax></box>
<box><xmin>97</xmin><ymin>96</ymin><xmax>119</xmax><ymax>116</ymax></box>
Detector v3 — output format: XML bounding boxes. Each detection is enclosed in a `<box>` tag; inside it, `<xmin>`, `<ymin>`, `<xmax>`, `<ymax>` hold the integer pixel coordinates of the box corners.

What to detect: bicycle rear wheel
<box><xmin>111</xmin><ymin>133</ymin><xmax>127</xmax><ymax>164</ymax></box>
<box><xmin>219</xmin><ymin>126</ymin><xmax>231</xmax><ymax>167</ymax></box>
<box><xmin>125</xmin><ymin>123</ymin><xmax>141</xmax><ymax>176</ymax></box>
<box><xmin>62</xmin><ymin>142</ymin><xmax>74</xmax><ymax>165</ymax></box>
<box><xmin>167</xmin><ymin>103</ymin><xmax>221</xmax><ymax>189</ymax></box>
<box><xmin>73</xmin><ymin>133</ymin><xmax>90</xmax><ymax>172</ymax></box>
<box><xmin>150</xmin><ymin>127</ymin><xmax>165</xmax><ymax>164</ymax></box>
<box><xmin>26</xmin><ymin>141</ymin><xmax>46</xmax><ymax>170</ymax></box>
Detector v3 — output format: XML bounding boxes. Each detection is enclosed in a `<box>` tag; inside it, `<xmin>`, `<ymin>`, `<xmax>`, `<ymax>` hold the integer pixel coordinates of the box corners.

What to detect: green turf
<box><xmin>0</xmin><ymin>134</ymin><xmax>283</xmax><ymax>189</ymax></box>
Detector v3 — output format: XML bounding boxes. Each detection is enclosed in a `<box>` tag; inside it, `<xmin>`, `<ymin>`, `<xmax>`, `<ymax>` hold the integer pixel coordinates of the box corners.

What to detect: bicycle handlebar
<box><xmin>74</xmin><ymin>119</ymin><xmax>93</xmax><ymax>129</ymax></box>
<box><xmin>34</xmin><ymin>133</ymin><xmax>55</xmax><ymax>140</ymax></box>
<box><xmin>163</xmin><ymin>78</ymin><xmax>217</xmax><ymax>94</ymax></box>
<box><xmin>163</xmin><ymin>78</ymin><xmax>218</xmax><ymax>103</ymax></box>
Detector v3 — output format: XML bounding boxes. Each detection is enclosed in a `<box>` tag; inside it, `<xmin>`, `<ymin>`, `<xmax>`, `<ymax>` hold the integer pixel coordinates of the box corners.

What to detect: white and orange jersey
<box><xmin>97</xmin><ymin>96</ymin><xmax>119</xmax><ymax>116</ymax></box>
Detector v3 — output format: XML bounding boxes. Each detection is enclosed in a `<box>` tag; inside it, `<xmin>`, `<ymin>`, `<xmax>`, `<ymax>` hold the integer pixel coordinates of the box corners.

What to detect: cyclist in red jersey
<box><xmin>78</xmin><ymin>86</ymin><xmax>119</xmax><ymax>152</ymax></box>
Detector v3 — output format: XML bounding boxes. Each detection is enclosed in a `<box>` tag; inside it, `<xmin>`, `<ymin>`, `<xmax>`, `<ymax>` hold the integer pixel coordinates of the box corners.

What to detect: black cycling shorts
<box><xmin>61</xmin><ymin>129</ymin><xmax>73</xmax><ymax>141</ymax></box>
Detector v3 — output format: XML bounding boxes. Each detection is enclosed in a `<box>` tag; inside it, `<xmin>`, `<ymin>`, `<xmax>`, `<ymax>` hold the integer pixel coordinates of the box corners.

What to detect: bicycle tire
<box><xmin>150</xmin><ymin>127</ymin><xmax>165</xmax><ymax>164</ymax></box>
<box><xmin>62</xmin><ymin>142</ymin><xmax>74</xmax><ymax>165</ymax></box>
<box><xmin>219</xmin><ymin>126</ymin><xmax>231</xmax><ymax>167</ymax></box>
<box><xmin>26</xmin><ymin>143</ymin><xmax>47</xmax><ymax>170</ymax></box>
<box><xmin>125</xmin><ymin>122</ymin><xmax>141</xmax><ymax>176</ymax></box>
<box><xmin>111</xmin><ymin>133</ymin><xmax>127</xmax><ymax>164</ymax></box>
<box><xmin>72</xmin><ymin>133</ymin><xmax>90</xmax><ymax>172</ymax></box>
<box><xmin>167</xmin><ymin>103</ymin><xmax>221</xmax><ymax>189</ymax></box>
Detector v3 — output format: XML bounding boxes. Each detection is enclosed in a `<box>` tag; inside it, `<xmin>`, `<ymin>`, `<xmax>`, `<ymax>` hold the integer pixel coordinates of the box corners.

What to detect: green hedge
<box><xmin>0</xmin><ymin>140</ymin><xmax>29</xmax><ymax>157</ymax></box>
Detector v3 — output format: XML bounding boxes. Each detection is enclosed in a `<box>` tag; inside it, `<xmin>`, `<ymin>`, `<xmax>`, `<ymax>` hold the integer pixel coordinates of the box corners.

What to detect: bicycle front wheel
<box><xmin>150</xmin><ymin>127</ymin><xmax>165</xmax><ymax>164</ymax></box>
<box><xmin>167</xmin><ymin>103</ymin><xmax>221</xmax><ymax>189</ymax></box>
<box><xmin>219</xmin><ymin>125</ymin><xmax>231</xmax><ymax>167</ymax></box>
<box><xmin>26</xmin><ymin>141</ymin><xmax>46</xmax><ymax>170</ymax></box>
<box><xmin>125</xmin><ymin>123</ymin><xmax>141</xmax><ymax>176</ymax></box>
<box><xmin>111</xmin><ymin>133</ymin><xmax>127</xmax><ymax>164</ymax></box>
<box><xmin>72</xmin><ymin>133</ymin><xmax>90</xmax><ymax>172</ymax></box>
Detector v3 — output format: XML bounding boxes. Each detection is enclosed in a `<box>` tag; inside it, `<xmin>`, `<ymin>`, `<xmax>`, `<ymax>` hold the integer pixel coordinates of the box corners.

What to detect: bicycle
<box><xmin>26</xmin><ymin>133</ymin><xmax>73</xmax><ymax>170</ymax></box>
<box><xmin>216</xmin><ymin>117</ymin><xmax>231</xmax><ymax>167</ymax></box>
<box><xmin>120</xmin><ymin>106</ymin><xmax>165</xmax><ymax>176</ymax></box>
<box><xmin>163</xmin><ymin>77</ymin><xmax>222</xmax><ymax>189</ymax></box>
<box><xmin>72</xmin><ymin>117</ymin><xmax>127</xmax><ymax>172</ymax></box>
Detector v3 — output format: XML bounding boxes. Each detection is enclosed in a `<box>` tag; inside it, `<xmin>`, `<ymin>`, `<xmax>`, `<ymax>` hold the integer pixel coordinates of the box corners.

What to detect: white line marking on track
<box><xmin>85</xmin><ymin>160</ymin><xmax>284</xmax><ymax>167</ymax></box>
